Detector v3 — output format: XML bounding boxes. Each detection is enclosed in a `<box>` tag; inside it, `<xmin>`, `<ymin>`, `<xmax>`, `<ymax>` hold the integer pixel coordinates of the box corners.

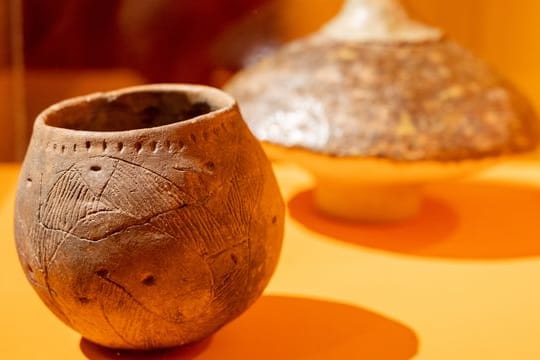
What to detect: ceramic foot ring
<box><xmin>314</xmin><ymin>181</ymin><xmax>422</xmax><ymax>222</ymax></box>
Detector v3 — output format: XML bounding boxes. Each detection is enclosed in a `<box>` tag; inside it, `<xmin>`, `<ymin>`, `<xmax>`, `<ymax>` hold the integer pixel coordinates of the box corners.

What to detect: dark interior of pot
<box><xmin>44</xmin><ymin>91</ymin><xmax>219</xmax><ymax>131</ymax></box>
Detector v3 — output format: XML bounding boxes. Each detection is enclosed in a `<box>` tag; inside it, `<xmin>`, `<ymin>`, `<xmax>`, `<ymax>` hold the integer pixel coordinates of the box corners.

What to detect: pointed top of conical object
<box><xmin>320</xmin><ymin>0</ymin><xmax>443</xmax><ymax>42</ymax></box>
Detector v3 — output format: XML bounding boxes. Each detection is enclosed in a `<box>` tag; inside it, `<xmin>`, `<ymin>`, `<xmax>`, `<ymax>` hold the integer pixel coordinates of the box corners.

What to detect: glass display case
<box><xmin>1</xmin><ymin>0</ymin><xmax>25</xmax><ymax>161</ymax></box>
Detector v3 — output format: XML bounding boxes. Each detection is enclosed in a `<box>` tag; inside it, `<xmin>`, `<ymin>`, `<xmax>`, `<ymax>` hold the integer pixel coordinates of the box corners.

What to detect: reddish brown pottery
<box><xmin>14</xmin><ymin>84</ymin><xmax>284</xmax><ymax>349</ymax></box>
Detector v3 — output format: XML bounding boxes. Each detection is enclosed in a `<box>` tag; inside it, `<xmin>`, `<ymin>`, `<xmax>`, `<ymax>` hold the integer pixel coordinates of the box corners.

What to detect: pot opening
<box><xmin>44</xmin><ymin>91</ymin><xmax>218</xmax><ymax>132</ymax></box>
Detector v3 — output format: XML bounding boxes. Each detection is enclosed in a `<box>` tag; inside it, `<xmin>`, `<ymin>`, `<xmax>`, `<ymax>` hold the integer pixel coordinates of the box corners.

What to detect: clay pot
<box><xmin>225</xmin><ymin>0</ymin><xmax>539</xmax><ymax>221</ymax></box>
<box><xmin>14</xmin><ymin>84</ymin><xmax>284</xmax><ymax>349</ymax></box>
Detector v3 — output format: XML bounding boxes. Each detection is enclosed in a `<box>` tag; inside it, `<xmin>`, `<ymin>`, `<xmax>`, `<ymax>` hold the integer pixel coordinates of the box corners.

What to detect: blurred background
<box><xmin>1</xmin><ymin>0</ymin><xmax>539</xmax><ymax>161</ymax></box>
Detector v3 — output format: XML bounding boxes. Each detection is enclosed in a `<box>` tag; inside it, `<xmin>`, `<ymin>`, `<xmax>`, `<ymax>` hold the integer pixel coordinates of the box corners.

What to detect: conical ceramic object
<box><xmin>14</xmin><ymin>84</ymin><xmax>284</xmax><ymax>349</ymax></box>
<box><xmin>226</xmin><ymin>0</ymin><xmax>539</xmax><ymax>222</ymax></box>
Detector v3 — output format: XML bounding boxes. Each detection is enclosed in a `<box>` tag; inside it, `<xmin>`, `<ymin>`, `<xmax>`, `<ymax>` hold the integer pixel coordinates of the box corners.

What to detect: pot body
<box><xmin>14</xmin><ymin>84</ymin><xmax>284</xmax><ymax>349</ymax></box>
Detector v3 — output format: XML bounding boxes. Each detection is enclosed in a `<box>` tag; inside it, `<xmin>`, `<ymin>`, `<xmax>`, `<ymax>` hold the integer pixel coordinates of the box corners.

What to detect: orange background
<box><xmin>3</xmin><ymin>160</ymin><xmax>540</xmax><ymax>359</ymax></box>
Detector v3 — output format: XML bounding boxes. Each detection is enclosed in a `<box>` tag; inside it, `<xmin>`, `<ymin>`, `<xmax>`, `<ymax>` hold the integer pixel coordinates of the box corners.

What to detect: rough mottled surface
<box><xmin>226</xmin><ymin>37</ymin><xmax>539</xmax><ymax>161</ymax></box>
<box><xmin>14</xmin><ymin>85</ymin><xmax>284</xmax><ymax>349</ymax></box>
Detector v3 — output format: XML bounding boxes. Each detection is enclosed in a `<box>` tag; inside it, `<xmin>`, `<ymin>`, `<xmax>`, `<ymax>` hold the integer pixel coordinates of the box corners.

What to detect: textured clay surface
<box><xmin>226</xmin><ymin>37</ymin><xmax>539</xmax><ymax>161</ymax></box>
<box><xmin>14</xmin><ymin>85</ymin><xmax>284</xmax><ymax>349</ymax></box>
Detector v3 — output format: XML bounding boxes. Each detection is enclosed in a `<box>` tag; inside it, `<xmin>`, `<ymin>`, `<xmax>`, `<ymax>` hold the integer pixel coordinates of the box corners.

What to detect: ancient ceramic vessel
<box><xmin>226</xmin><ymin>0</ymin><xmax>539</xmax><ymax>221</ymax></box>
<box><xmin>14</xmin><ymin>84</ymin><xmax>284</xmax><ymax>349</ymax></box>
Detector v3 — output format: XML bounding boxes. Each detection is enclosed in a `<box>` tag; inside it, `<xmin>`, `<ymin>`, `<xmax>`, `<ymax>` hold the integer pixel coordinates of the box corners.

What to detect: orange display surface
<box><xmin>2</xmin><ymin>160</ymin><xmax>540</xmax><ymax>359</ymax></box>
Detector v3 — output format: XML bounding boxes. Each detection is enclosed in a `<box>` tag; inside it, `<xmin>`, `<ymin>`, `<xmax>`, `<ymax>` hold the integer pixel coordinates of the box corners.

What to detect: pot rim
<box><xmin>34</xmin><ymin>83</ymin><xmax>238</xmax><ymax>138</ymax></box>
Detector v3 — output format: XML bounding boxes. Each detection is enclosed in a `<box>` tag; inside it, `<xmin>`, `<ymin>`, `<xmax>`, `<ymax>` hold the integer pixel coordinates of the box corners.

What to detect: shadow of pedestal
<box><xmin>289</xmin><ymin>180</ymin><xmax>540</xmax><ymax>260</ymax></box>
